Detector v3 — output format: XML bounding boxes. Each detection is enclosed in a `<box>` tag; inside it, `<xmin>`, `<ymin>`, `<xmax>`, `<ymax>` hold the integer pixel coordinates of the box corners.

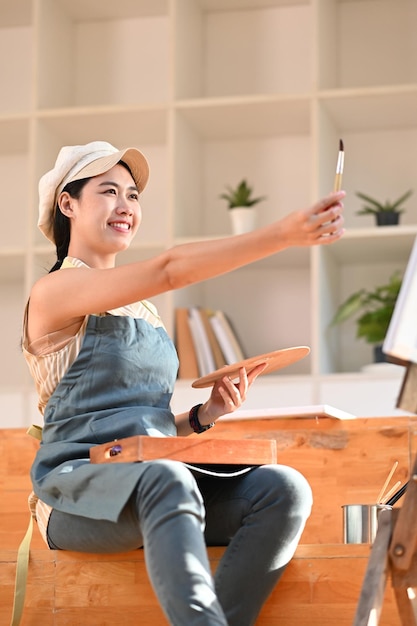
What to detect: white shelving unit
<box><xmin>1</xmin><ymin>0</ymin><xmax>416</xmax><ymax>427</ymax></box>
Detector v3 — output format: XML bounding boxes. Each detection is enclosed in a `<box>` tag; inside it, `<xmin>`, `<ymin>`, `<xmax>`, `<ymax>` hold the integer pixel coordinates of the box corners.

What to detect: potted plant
<box><xmin>356</xmin><ymin>189</ymin><xmax>413</xmax><ymax>226</ymax></box>
<box><xmin>331</xmin><ymin>271</ymin><xmax>402</xmax><ymax>362</ymax></box>
<box><xmin>220</xmin><ymin>179</ymin><xmax>266</xmax><ymax>234</ymax></box>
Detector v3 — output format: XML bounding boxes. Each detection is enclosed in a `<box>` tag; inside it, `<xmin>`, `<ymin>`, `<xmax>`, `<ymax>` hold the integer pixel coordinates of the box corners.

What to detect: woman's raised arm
<box><xmin>29</xmin><ymin>190</ymin><xmax>345</xmax><ymax>336</ymax></box>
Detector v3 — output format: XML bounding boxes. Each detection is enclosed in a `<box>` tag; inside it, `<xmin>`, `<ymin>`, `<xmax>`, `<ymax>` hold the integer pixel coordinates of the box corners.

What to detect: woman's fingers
<box><xmin>305</xmin><ymin>199</ymin><xmax>345</xmax><ymax>243</ymax></box>
<box><xmin>220</xmin><ymin>363</ymin><xmax>267</xmax><ymax>405</ymax></box>
<box><xmin>311</xmin><ymin>190</ymin><xmax>346</xmax><ymax>215</ymax></box>
<box><xmin>246</xmin><ymin>362</ymin><xmax>268</xmax><ymax>382</ymax></box>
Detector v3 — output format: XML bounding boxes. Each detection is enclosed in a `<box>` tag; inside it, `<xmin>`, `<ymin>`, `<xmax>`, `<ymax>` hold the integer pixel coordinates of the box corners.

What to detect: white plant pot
<box><xmin>229</xmin><ymin>207</ymin><xmax>258</xmax><ymax>235</ymax></box>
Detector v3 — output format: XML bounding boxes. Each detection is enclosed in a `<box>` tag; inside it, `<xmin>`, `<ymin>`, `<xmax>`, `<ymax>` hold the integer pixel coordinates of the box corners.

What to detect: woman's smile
<box><xmin>108</xmin><ymin>220</ymin><xmax>132</xmax><ymax>233</ymax></box>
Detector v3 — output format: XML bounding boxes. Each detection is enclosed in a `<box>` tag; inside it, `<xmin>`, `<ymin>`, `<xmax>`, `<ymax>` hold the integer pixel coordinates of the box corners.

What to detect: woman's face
<box><xmin>60</xmin><ymin>163</ymin><xmax>142</xmax><ymax>264</ymax></box>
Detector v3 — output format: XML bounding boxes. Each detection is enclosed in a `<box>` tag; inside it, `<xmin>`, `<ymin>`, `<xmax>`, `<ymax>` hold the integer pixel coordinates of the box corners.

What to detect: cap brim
<box><xmin>67</xmin><ymin>147</ymin><xmax>149</xmax><ymax>193</ymax></box>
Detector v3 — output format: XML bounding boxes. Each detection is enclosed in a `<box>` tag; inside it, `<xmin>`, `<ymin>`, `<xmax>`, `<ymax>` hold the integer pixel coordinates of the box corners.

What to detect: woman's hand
<box><xmin>276</xmin><ymin>190</ymin><xmax>346</xmax><ymax>248</ymax></box>
<box><xmin>197</xmin><ymin>363</ymin><xmax>267</xmax><ymax>426</ymax></box>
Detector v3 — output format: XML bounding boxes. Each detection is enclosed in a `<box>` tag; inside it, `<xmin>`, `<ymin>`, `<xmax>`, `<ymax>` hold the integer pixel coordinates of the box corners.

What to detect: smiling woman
<box><xmin>37</xmin><ymin>143</ymin><xmax>147</xmax><ymax>272</ymax></box>
<box><xmin>22</xmin><ymin>140</ymin><xmax>345</xmax><ymax>626</ymax></box>
<box><xmin>57</xmin><ymin>164</ymin><xmax>142</xmax><ymax>264</ymax></box>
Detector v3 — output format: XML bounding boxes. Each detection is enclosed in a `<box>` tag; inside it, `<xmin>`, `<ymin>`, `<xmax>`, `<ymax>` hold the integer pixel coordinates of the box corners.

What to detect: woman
<box><xmin>23</xmin><ymin>141</ymin><xmax>345</xmax><ymax>625</ymax></box>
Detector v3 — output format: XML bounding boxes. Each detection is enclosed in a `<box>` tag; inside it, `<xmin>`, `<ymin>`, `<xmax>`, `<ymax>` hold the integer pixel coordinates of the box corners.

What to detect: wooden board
<box><xmin>89</xmin><ymin>435</ymin><xmax>277</xmax><ymax>466</ymax></box>
<box><xmin>192</xmin><ymin>346</ymin><xmax>310</xmax><ymax>388</ymax></box>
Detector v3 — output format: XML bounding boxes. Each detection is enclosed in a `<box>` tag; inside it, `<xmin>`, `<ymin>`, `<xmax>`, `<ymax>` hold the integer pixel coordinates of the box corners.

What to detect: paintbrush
<box><xmin>376</xmin><ymin>460</ymin><xmax>398</xmax><ymax>504</ymax></box>
<box><xmin>333</xmin><ymin>139</ymin><xmax>344</xmax><ymax>192</ymax></box>
<box><xmin>380</xmin><ymin>480</ymin><xmax>401</xmax><ymax>504</ymax></box>
<box><xmin>386</xmin><ymin>481</ymin><xmax>408</xmax><ymax>506</ymax></box>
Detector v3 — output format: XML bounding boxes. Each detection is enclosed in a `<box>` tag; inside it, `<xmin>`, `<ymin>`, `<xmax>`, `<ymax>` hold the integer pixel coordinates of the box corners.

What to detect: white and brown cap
<box><xmin>38</xmin><ymin>141</ymin><xmax>149</xmax><ymax>244</ymax></box>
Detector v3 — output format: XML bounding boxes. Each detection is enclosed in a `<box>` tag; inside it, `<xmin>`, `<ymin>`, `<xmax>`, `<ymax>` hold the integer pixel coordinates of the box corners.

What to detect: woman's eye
<box><xmin>105</xmin><ymin>188</ymin><xmax>116</xmax><ymax>195</ymax></box>
<box><xmin>130</xmin><ymin>193</ymin><xmax>139</xmax><ymax>201</ymax></box>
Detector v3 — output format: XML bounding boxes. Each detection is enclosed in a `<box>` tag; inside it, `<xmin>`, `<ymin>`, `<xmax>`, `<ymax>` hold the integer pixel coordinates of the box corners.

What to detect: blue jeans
<box><xmin>47</xmin><ymin>460</ymin><xmax>312</xmax><ymax>626</ymax></box>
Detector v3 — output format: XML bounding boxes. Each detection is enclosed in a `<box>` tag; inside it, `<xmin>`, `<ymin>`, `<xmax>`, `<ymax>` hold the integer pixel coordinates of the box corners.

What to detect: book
<box><xmin>188</xmin><ymin>307</ymin><xmax>216</xmax><ymax>376</ymax></box>
<box><xmin>199</xmin><ymin>309</ymin><xmax>227</xmax><ymax>370</ymax></box>
<box><xmin>175</xmin><ymin>307</ymin><xmax>245</xmax><ymax>378</ymax></box>
<box><xmin>209</xmin><ymin>309</ymin><xmax>245</xmax><ymax>365</ymax></box>
<box><xmin>174</xmin><ymin>308</ymin><xmax>199</xmax><ymax>379</ymax></box>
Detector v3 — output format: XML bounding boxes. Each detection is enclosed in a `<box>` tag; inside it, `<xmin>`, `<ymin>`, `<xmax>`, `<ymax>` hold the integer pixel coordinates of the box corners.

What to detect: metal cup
<box><xmin>342</xmin><ymin>504</ymin><xmax>392</xmax><ymax>544</ymax></box>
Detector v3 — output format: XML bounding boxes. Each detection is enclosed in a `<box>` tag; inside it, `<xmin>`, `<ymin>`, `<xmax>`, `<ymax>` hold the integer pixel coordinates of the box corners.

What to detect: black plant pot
<box><xmin>373</xmin><ymin>345</ymin><xmax>387</xmax><ymax>363</ymax></box>
<box><xmin>376</xmin><ymin>211</ymin><xmax>400</xmax><ymax>226</ymax></box>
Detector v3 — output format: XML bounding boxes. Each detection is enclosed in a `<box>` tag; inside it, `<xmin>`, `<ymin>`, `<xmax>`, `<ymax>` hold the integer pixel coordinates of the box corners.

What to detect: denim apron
<box><xmin>31</xmin><ymin>314</ymin><xmax>179</xmax><ymax>522</ymax></box>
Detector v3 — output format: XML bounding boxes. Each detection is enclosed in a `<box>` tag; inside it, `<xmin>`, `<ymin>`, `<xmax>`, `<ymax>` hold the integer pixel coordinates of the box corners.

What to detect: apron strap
<box><xmin>10</xmin><ymin>426</ymin><xmax>44</xmax><ymax>623</ymax></box>
<box><xmin>27</xmin><ymin>424</ymin><xmax>43</xmax><ymax>441</ymax></box>
<box><xmin>10</xmin><ymin>515</ymin><xmax>34</xmax><ymax>626</ymax></box>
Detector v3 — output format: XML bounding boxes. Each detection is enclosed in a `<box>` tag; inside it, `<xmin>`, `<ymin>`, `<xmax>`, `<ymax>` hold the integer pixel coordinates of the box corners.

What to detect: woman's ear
<box><xmin>58</xmin><ymin>192</ymin><xmax>74</xmax><ymax>219</ymax></box>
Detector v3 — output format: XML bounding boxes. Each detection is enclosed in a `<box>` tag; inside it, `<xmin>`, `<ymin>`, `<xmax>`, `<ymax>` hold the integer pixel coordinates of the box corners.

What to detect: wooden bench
<box><xmin>1</xmin><ymin>544</ymin><xmax>399</xmax><ymax>626</ymax></box>
<box><xmin>0</xmin><ymin>418</ymin><xmax>410</xmax><ymax>625</ymax></box>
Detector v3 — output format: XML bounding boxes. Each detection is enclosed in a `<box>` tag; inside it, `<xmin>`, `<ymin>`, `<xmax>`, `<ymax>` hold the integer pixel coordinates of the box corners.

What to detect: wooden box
<box><xmin>89</xmin><ymin>435</ymin><xmax>277</xmax><ymax>466</ymax></box>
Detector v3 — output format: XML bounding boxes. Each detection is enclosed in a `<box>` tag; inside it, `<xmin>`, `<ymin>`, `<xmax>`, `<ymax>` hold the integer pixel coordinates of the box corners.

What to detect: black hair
<box><xmin>48</xmin><ymin>160</ymin><xmax>135</xmax><ymax>273</ymax></box>
<box><xmin>49</xmin><ymin>178</ymin><xmax>90</xmax><ymax>273</ymax></box>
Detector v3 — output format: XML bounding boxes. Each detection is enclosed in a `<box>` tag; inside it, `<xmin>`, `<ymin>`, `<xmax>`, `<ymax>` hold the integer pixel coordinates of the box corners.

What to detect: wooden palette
<box><xmin>192</xmin><ymin>346</ymin><xmax>310</xmax><ymax>388</ymax></box>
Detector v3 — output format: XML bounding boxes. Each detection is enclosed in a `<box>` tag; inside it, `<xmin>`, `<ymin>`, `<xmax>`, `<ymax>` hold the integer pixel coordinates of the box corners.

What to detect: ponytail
<box><xmin>49</xmin><ymin>177</ymin><xmax>90</xmax><ymax>273</ymax></box>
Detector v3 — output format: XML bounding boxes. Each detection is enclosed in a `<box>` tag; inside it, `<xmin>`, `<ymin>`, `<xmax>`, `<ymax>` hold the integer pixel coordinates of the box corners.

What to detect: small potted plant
<box><xmin>356</xmin><ymin>189</ymin><xmax>413</xmax><ymax>226</ymax></box>
<box><xmin>220</xmin><ymin>179</ymin><xmax>266</xmax><ymax>234</ymax></box>
<box><xmin>331</xmin><ymin>272</ymin><xmax>402</xmax><ymax>362</ymax></box>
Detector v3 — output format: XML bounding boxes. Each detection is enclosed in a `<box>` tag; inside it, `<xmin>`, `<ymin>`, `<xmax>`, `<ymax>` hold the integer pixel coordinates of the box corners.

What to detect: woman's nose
<box><xmin>116</xmin><ymin>199</ymin><xmax>133</xmax><ymax>215</ymax></box>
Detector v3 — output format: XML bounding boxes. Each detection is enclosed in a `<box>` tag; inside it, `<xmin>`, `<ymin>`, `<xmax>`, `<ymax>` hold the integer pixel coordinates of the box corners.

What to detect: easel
<box><xmin>353</xmin><ymin>362</ymin><xmax>417</xmax><ymax>625</ymax></box>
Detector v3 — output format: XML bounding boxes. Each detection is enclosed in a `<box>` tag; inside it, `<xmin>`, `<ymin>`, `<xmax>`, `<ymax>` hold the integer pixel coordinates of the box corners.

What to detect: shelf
<box><xmin>0</xmin><ymin>251</ymin><xmax>28</xmax><ymax>386</ymax></box>
<box><xmin>320</xmin><ymin>86</ymin><xmax>417</xmax><ymax>131</ymax></box>
<box><xmin>36</xmin><ymin>106</ymin><xmax>169</xmax><ymax>144</ymax></box>
<box><xmin>199</xmin><ymin>1</ymin><xmax>308</xmax><ymax>9</ymax></box>
<box><xmin>317</xmin><ymin>111</ymin><xmax>417</xmax><ymax>230</ymax></box>
<box><xmin>0</xmin><ymin>1</ymin><xmax>32</xmax><ymax>26</ymax></box>
<box><xmin>326</xmin><ymin>226</ymin><xmax>417</xmax><ymax>265</ymax></box>
<box><xmin>175</xmin><ymin>95</ymin><xmax>311</xmax><ymax>139</ymax></box>
<box><xmin>174</xmin><ymin>0</ymin><xmax>312</xmax><ymax>100</ymax></box>
<box><xmin>318</xmin><ymin>0</ymin><xmax>417</xmax><ymax>91</ymax></box>
<box><xmin>316</xmin><ymin>231</ymin><xmax>416</xmax><ymax>375</ymax></box>
<box><xmin>176</xmin><ymin>266</ymin><xmax>312</xmax><ymax>374</ymax></box>
<box><xmin>0</xmin><ymin>150</ymin><xmax>30</xmax><ymax>249</ymax></box>
<box><xmin>0</xmin><ymin>253</ymin><xmax>26</xmax><ymax>282</ymax></box>
<box><xmin>54</xmin><ymin>0</ymin><xmax>168</xmax><ymax>21</ymax></box>
<box><xmin>0</xmin><ymin>22</ymin><xmax>32</xmax><ymax>113</ymax></box>
<box><xmin>35</xmin><ymin>0</ymin><xmax>170</xmax><ymax>109</ymax></box>
<box><xmin>173</xmin><ymin>109</ymin><xmax>312</xmax><ymax>238</ymax></box>
<box><xmin>0</xmin><ymin>117</ymin><xmax>30</xmax><ymax>153</ymax></box>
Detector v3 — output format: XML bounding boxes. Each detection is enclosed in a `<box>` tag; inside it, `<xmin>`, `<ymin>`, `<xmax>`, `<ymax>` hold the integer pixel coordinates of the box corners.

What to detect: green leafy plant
<box><xmin>331</xmin><ymin>272</ymin><xmax>402</xmax><ymax>345</ymax></box>
<box><xmin>356</xmin><ymin>190</ymin><xmax>413</xmax><ymax>216</ymax></box>
<box><xmin>220</xmin><ymin>179</ymin><xmax>266</xmax><ymax>209</ymax></box>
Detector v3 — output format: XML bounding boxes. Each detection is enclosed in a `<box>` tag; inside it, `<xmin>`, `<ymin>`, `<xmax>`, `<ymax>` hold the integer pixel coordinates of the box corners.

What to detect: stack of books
<box><xmin>174</xmin><ymin>307</ymin><xmax>246</xmax><ymax>379</ymax></box>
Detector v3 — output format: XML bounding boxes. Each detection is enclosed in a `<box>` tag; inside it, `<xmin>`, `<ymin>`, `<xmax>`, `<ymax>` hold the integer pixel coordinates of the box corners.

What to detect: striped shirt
<box><xmin>22</xmin><ymin>256</ymin><xmax>165</xmax><ymax>544</ymax></box>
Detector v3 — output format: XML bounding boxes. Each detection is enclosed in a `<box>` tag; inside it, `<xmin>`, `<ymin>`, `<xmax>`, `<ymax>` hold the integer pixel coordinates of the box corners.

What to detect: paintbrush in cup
<box><xmin>380</xmin><ymin>481</ymin><xmax>401</xmax><ymax>505</ymax></box>
<box><xmin>376</xmin><ymin>460</ymin><xmax>399</xmax><ymax>504</ymax></box>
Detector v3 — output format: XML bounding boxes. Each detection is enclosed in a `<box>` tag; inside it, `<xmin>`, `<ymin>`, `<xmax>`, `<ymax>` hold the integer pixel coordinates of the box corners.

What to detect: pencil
<box><xmin>333</xmin><ymin>139</ymin><xmax>344</xmax><ymax>192</ymax></box>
